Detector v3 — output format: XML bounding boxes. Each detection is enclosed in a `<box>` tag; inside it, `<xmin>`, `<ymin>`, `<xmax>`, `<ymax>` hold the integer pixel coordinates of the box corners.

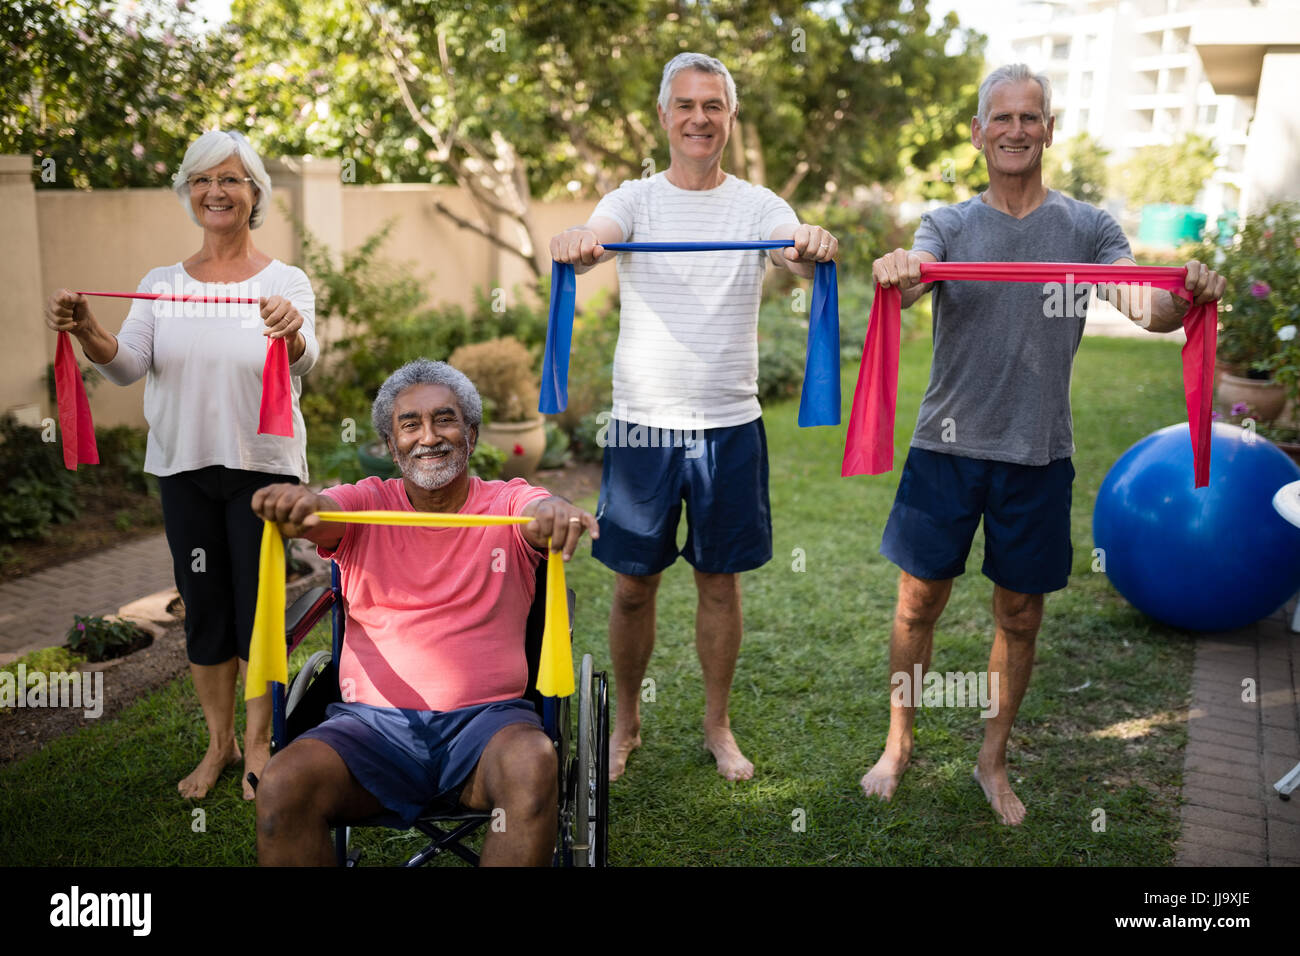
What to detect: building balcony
<box><xmin>1191</xmin><ymin>8</ymin><xmax>1300</xmax><ymax>97</ymax></box>
<box><xmin>1127</xmin><ymin>92</ymin><xmax>1193</xmax><ymax>111</ymax></box>
<box><xmin>1132</xmin><ymin>53</ymin><xmax>1194</xmax><ymax>73</ymax></box>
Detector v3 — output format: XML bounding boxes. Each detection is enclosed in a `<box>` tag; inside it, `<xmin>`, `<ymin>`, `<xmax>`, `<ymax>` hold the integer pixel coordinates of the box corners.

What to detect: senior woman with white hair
<box><xmin>44</xmin><ymin>130</ymin><xmax>319</xmax><ymax>800</ymax></box>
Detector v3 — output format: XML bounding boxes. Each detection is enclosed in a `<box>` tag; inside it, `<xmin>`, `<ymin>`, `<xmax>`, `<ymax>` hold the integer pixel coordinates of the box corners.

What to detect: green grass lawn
<box><xmin>0</xmin><ymin>335</ymin><xmax>1199</xmax><ymax>866</ymax></box>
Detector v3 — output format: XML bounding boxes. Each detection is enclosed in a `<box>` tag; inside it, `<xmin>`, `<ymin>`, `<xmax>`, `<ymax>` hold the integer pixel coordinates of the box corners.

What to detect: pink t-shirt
<box><xmin>317</xmin><ymin>476</ymin><xmax>551</xmax><ymax>711</ymax></box>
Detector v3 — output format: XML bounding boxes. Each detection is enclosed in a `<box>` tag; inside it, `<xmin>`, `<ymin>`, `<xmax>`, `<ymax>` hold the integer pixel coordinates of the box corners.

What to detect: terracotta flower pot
<box><xmin>1213</xmin><ymin>358</ymin><xmax>1244</xmax><ymax>394</ymax></box>
<box><xmin>480</xmin><ymin>417</ymin><xmax>546</xmax><ymax>480</ymax></box>
<box><xmin>1216</xmin><ymin>372</ymin><xmax>1286</xmax><ymax>422</ymax></box>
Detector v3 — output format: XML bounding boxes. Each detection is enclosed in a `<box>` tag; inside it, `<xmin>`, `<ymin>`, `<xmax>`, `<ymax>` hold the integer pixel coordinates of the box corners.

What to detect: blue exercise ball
<box><xmin>1093</xmin><ymin>422</ymin><xmax>1300</xmax><ymax>631</ymax></box>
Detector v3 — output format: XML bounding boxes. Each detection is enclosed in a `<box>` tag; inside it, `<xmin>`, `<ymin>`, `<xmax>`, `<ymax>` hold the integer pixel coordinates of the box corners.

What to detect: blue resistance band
<box><xmin>540</xmin><ymin>240</ymin><xmax>840</xmax><ymax>427</ymax></box>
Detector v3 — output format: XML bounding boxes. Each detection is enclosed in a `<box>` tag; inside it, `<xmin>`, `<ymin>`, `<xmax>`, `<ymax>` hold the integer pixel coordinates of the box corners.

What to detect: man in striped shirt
<box><xmin>550</xmin><ymin>52</ymin><xmax>838</xmax><ymax>782</ymax></box>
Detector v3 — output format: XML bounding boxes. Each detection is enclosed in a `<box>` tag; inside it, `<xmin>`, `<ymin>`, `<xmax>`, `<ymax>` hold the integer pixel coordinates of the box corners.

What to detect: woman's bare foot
<box><xmin>609</xmin><ymin>722</ymin><xmax>641</xmax><ymax>782</ymax></box>
<box><xmin>973</xmin><ymin>760</ymin><xmax>1026</xmax><ymax>826</ymax></box>
<box><xmin>704</xmin><ymin>724</ymin><xmax>753</xmax><ymax>781</ymax></box>
<box><xmin>860</xmin><ymin>743</ymin><xmax>910</xmax><ymax>801</ymax></box>
<box><xmin>243</xmin><ymin>740</ymin><xmax>271</xmax><ymax>801</ymax></box>
<box><xmin>178</xmin><ymin>737</ymin><xmax>241</xmax><ymax>799</ymax></box>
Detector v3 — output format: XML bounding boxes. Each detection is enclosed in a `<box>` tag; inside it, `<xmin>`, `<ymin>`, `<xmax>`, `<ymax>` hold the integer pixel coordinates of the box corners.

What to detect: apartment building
<box><xmin>993</xmin><ymin>0</ymin><xmax>1270</xmax><ymax>218</ymax></box>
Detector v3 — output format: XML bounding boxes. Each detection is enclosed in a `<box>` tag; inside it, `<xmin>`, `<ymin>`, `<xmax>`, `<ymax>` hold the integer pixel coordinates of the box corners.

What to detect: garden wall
<box><xmin>1</xmin><ymin>154</ymin><xmax>615</xmax><ymax>430</ymax></box>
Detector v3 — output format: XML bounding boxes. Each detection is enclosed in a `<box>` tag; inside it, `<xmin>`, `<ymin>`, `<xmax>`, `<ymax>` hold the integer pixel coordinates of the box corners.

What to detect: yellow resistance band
<box><xmin>245</xmin><ymin>511</ymin><xmax>574</xmax><ymax>702</ymax></box>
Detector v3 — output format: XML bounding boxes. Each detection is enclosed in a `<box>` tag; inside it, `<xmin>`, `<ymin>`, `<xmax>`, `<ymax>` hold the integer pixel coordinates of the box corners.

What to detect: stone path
<box><xmin>1175</xmin><ymin>604</ymin><xmax>1300</xmax><ymax>866</ymax></box>
<box><xmin>0</xmin><ymin>534</ymin><xmax>174</xmax><ymax>659</ymax></box>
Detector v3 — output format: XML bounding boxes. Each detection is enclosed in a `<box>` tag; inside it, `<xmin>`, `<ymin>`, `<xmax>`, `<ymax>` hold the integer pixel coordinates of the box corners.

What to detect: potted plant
<box><xmin>448</xmin><ymin>336</ymin><xmax>545</xmax><ymax>479</ymax></box>
<box><xmin>1208</xmin><ymin>201</ymin><xmax>1300</xmax><ymax>422</ymax></box>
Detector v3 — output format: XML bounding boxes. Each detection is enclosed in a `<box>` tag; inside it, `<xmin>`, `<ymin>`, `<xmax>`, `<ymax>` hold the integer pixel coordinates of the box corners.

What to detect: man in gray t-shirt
<box><xmin>859</xmin><ymin>65</ymin><xmax>1225</xmax><ymax>826</ymax></box>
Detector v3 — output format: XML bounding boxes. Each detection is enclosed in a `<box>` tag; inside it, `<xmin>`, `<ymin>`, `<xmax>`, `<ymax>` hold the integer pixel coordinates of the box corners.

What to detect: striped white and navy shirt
<box><xmin>592</xmin><ymin>173</ymin><xmax>798</xmax><ymax>431</ymax></box>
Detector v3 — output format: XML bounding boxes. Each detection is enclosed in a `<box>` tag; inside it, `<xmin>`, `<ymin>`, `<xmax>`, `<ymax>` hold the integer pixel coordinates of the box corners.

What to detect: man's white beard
<box><xmin>394</xmin><ymin>438</ymin><xmax>469</xmax><ymax>491</ymax></box>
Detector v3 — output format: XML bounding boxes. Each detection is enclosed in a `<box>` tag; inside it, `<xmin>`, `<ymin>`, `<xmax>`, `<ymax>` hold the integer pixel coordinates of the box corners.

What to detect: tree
<box><xmin>224</xmin><ymin>0</ymin><xmax>986</xmax><ymax>276</ymax></box>
<box><xmin>0</xmin><ymin>0</ymin><xmax>238</xmax><ymax>188</ymax></box>
<box><xmin>1044</xmin><ymin>133</ymin><xmax>1110</xmax><ymax>204</ymax></box>
<box><xmin>1118</xmin><ymin>133</ymin><xmax>1218</xmax><ymax>209</ymax></box>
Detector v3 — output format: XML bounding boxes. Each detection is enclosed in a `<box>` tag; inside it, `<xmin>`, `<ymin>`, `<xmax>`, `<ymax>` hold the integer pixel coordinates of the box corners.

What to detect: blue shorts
<box><xmin>591</xmin><ymin>417</ymin><xmax>772</xmax><ymax>576</ymax></box>
<box><xmin>880</xmin><ymin>447</ymin><xmax>1074</xmax><ymax>594</ymax></box>
<box><xmin>297</xmin><ymin>698</ymin><xmax>542</xmax><ymax>827</ymax></box>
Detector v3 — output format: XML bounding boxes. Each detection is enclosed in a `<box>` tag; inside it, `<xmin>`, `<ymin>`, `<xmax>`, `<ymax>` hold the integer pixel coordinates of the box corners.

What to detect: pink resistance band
<box><xmin>53</xmin><ymin>293</ymin><xmax>295</xmax><ymax>469</ymax></box>
<box><xmin>841</xmin><ymin>262</ymin><xmax>1218</xmax><ymax>488</ymax></box>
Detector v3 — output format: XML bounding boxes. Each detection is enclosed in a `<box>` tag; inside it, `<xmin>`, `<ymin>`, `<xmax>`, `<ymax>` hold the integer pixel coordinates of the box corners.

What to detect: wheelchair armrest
<box><xmin>286</xmin><ymin>586</ymin><xmax>335</xmax><ymax>655</ymax></box>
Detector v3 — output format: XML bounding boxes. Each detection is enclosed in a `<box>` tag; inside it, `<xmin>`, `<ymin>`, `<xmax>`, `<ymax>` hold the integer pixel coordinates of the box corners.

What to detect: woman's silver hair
<box><xmin>371</xmin><ymin>358</ymin><xmax>484</xmax><ymax>445</ymax></box>
<box><xmin>976</xmin><ymin>64</ymin><xmax>1052</xmax><ymax>126</ymax></box>
<box><xmin>658</xmin><ymin>52</ymin><xmax>738</xmax><ymax>115</ymax></box>
<box><xmin>172</xmin><ymin>130</ymin><xmax>273</xmax><ymax>229</ymax></box>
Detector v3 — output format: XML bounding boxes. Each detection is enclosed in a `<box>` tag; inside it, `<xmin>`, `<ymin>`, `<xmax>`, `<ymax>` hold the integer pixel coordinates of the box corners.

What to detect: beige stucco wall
<box><xmin>0</xmin><ymin>156</ymin><xmax>49</xmax><ymax>427</ymax></box>
<box><xmin>3</xmin><ymin>155</ymin><xmax>616</xmax><ymax>431</ymax></box>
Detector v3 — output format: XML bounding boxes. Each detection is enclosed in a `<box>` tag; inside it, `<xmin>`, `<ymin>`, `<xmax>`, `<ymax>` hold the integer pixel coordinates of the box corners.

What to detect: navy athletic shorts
<box><xmin>298</xmin><ymin>698</ymin><xmax>543</xmax><ymax>826</ymax></box>
<box><xmin>591</xmin><ymin>417</ymin><xmax>772</xmax><ymax>576</ymax></box>
<box><xmin>880</xmin><ymin>446</ymin><xmax>1074</xmax><ymax>594</ymax></box>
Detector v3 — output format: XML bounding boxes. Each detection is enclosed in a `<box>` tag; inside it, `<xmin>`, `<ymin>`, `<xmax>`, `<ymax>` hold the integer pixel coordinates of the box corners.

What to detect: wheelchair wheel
<box><xmin>574</xmin><ymin>653</ymin><xmax>609</xmax><ymax>866</ymax></box>
<box><xmin>285</xmin><ymin>650</ymin><xmax>331</xmax><ymax>715</ymax></box>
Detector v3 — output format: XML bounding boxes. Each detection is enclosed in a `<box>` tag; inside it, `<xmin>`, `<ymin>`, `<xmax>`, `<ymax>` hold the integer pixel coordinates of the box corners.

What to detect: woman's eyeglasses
<box><xmin>188</xmin><ymin>176</ymin><xmax>254</xmax><ymax>190</ymax></box>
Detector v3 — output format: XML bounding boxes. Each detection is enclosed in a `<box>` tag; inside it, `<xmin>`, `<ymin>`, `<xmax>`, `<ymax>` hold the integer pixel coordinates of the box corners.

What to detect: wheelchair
<box><xmin>264</xmin><ymin>558</ymin><xmax>609</xmax><ymax>866</ymax></box>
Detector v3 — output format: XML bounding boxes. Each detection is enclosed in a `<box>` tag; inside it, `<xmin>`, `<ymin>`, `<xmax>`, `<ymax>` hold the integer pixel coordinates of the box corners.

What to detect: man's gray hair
<box><xmin>658</xmin><ymin>52</ymin><xmax>738</xmax><ymax>116</ymax></box>
<box><xmin>976</xmin><ymin>64</ymin><xmax>1052</xmax><ymax>126</ymax></box>
<box><xmin>172</xmin><ymin>130</ymin><xmax>274</xmax><ymax>229</ymax></box>
<box><xmin>371</xmin><ymin>359</ymin><xmax>483</xmax><ymax>445</ymax></box>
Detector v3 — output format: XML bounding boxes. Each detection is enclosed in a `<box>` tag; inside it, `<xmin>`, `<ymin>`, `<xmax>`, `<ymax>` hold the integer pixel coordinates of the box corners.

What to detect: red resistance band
<box><xmin>53</xmin><ymin>324</ymin><xmax>294</xmax><ymax>470</ymax></box>
<box><xmin>54</xmin><ymin>332</ymin><xmax>99</xmax><ymax>470</ymax></box>
<box><xmin>842</xmin><ymin>262</ymin><xmax>1218</xmax><ymax>488</ymax></box>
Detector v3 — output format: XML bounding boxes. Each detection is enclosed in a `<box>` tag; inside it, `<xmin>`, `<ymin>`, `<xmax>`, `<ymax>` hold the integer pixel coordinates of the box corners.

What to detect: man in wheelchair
<box><xmin>251</xmin><ymin>358</ymin><xmax>599</xmax><ymax>866</ymax></box>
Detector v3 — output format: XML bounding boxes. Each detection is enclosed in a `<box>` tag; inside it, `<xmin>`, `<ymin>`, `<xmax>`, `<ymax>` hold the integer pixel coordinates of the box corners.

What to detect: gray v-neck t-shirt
<box><xmin>909</xmin><ymin>190</ymin><xmax>1132</xmax><ymax>466</ymax></box>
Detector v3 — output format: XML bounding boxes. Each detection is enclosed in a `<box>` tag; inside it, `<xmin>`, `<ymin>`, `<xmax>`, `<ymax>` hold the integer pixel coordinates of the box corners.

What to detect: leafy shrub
<box><xmin>757</xmin><ymin>328</ymin><xmax>808</xmax><ymax>404</ymax></box>
<box><xmin>0</xmin><ymin>414</ymin><xmax>79</xmax><ymax>541</ymax></box>
<box><xmin>1201</xmin><ymin>201</ymin><xmax>1300</xmax><ymax>380</ymax></box>
<box><xmin>91</xmin><ymin>425</ymin><xmax>153</xmax><ymax>495</ymax></box>
<box><xmin>468</xmin><ymin>440</ymin><xmax>507</xmax><ymax>480</ymax></box>
<box><xmin>571</xmin><ymin>408</ymin><xmax>607</xmax><ymax>463</ymax></box>
<box><xmin>65</xmin><ymin>615</ymin><xmax>148</xmax><ymax>662</ymax></box>
<box><xmin>1</xmin><ymin>645</ymin><xmax>84</xmax><ymax>679</ymax></box>
<box><xmin>792</xmin><ymin>200</ymin><xmax>916</xmax><ymax>290</ymax></box>
<box><xmin>539</xmin><ymin>422</ymin><xmax>571</xmax><ymax>469</ymax></box>
<box><xmin>298</xmin><ymin>223</ymin><xmax>550</xmax><ymax>481</ymax></box>
<box><xmin>447</xmin><ymin>337</ymin><xmax>539</xmax><ymax>423</ymax></box>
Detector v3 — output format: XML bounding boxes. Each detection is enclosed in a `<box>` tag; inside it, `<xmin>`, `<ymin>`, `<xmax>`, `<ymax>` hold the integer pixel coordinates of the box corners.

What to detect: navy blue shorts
<box><xmin>880</xmin><ymin>447</ymin><xmax>1074</xmax><ymax>594</ymax></box>
<box><xmin>591</xmin><ymin>417</ymin><xmax>772</xmax><ymax>576</ymax></box>
<box><xmin>297</xmin><ymin>698</ymin><xmax>543</xmax><ymax>827</ymax></box>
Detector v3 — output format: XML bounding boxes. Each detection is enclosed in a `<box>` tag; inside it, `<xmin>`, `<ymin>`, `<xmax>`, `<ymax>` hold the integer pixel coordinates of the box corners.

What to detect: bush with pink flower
<box><xmin>1205</xmin><ymin>201</ymin><xmax>1300</xmax><ymax>386</ymax></box>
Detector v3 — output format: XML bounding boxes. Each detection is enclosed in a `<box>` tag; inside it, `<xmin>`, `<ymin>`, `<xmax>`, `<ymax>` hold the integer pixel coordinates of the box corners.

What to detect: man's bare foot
<box><xmin>704</xmin><ymin>724</ymin><xmax>753</xmax><ymax>781</ymax></box>
<box><xmin>243</xmin><ymin>740</ymin><xmax>271</xmax><ymax>801</ymax></box>
<box><xmin>609</xmin><ymin>724</ymin><xmax>641</xmax><ymax>782</ymax></box>
<box><xmin>178</xmin><ymin>737</ymin><xmax>241</xmax><ymax>799</ymax></box>
<box><xmin>860</xmin><ymin>745</ymin><xmax>911</xmax><ymax>802</ymax></box>
<box><xmin>973</xmin><ymin>760</ymin><xmax>1026</xmax><ymax>826</ymax></box>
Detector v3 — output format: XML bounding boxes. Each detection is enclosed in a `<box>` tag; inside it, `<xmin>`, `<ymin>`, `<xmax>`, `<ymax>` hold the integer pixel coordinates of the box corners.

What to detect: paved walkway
<box><xmin>1175</xmin><ymin>604</ymin><xmax>1300</xmax><ymax>866</ymax></box>
<box><xmin>0</xmin><ymin>533</ymin><xmax>175</xmax><ymax>658</ymax></box>
<box><xmin>0</xmin><ymin>529</ymin><xmax>1296</xmax><ymax>864</ymax></box>
<box><xmin>1084</xmin><ymin>297</ymin><xmax>1188</xmax><ymax>341</ymax></box>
